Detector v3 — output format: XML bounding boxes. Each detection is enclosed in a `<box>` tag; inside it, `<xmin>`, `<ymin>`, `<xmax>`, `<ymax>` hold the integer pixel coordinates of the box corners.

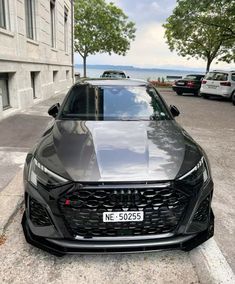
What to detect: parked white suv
<box><xmin>200</xmin><ymin>70</ymin><xmax>235</xmax><ymax>104</ymax></box>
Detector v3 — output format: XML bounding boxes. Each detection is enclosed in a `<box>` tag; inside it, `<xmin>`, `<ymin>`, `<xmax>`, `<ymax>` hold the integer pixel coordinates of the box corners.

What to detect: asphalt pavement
<box><xmin>160</xmin><ymin>90</ymin><xmax>235</xmax><ymax>272</ymax></box>
<box><xmin>0</xmin><ymin>94</ymin><xmax>66</xmax><ymax>193</ymax></box>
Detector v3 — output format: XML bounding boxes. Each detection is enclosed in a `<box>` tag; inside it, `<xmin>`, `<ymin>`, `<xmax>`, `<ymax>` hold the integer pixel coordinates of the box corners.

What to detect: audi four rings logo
<box><xmin>110</xmin><ymin>189</ymin><xmax>142</xmax><ymax>203</ymax></box>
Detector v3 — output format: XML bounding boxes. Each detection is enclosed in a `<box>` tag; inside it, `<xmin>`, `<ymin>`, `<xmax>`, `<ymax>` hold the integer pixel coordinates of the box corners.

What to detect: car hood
<box><xmin>36</xmin><ymin>120</ymin><xmax>201</xmax><ymax>182</ymax></box>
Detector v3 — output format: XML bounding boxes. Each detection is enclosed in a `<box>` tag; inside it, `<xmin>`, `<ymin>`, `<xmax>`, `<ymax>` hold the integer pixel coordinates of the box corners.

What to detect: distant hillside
<box><xmin>75</xmin><ymin>64</ymin><xmax>135</xmax><ymax>71</ymax></box>
<box><xmin>74</xmin><ymin>64</ymin><xmax>204</xmax><ymax>73</ymax></box>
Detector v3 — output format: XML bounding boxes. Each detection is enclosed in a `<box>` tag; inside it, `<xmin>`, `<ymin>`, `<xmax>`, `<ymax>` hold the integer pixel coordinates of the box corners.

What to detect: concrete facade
<box><xmin>0</xmin><ymin>0</ymin><xmax>73</xmax><ymax>119</ymax></box>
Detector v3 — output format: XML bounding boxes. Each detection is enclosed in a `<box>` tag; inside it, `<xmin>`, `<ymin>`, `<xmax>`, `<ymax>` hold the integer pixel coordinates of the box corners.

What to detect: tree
<box><xmin>186</xmin><ymin>0</ymin><xmax>235</xmax><ymax>37</ymax></box>
<box><xmin>163</xmin><ymin>0</ymin><xmax>235</xmax><ymax>72</ymax></box>
<box><xmin>74</xmin><ymin>0</ymin><xmax>136</xmax><ymax>77</ymax></box>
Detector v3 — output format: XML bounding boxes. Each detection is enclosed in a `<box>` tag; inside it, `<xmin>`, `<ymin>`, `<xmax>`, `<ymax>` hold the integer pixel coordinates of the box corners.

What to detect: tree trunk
<box><xmin>83</xmin><ymin>56</ymin><xmax>87</xmax><ymax>78</ymax></box>
<box><xmin>206</xmin><ymin>58</ymin><xmax>211</xmax><ymax>73</ymax></box>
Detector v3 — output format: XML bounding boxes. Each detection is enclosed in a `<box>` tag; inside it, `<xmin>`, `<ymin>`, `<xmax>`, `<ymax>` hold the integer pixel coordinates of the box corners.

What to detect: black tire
<box><xmin>176</xmin><ymin>91</ymin><xmax>182</xmax><ymax>96</ymax></box>
<box><xmin>194</xmin><ymin>91</ymin><xmax>199</xmax><ymax>96</ymax></box>
<box><xmin>202</xmin><ymin>93</ymin><xmax>210</xmax><ymax>99</ymax></box>
<box><xmin>232</xmin><ymin>92</ymin><xmax>235</xmax><ymax>105</ymax></box>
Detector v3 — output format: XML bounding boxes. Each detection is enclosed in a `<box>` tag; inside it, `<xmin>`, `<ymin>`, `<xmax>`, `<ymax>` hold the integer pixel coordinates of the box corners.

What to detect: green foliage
<box><xmin>163</xmin><ymin>0</ymin><xmax>235</xmax><ymax>71</ymax></box>
<box><xmin>74</xmin><ymin>0</ymin><xmax>136</xmax><ymax>76</ymax></box>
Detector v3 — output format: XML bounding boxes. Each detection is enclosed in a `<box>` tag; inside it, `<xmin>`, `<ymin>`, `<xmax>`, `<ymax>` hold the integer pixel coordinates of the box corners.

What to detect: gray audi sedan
<box><xmin>22</xmin><ymin>79</ymin><xmax>214</xmax><ymax>256</ymax></box>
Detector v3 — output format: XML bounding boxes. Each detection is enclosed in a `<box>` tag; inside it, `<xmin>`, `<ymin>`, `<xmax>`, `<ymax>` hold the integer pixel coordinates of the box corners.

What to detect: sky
<box><xmin>74</xmin><ymin>0</ymin><xmax>235</xmax><ymax>71</ymax></box>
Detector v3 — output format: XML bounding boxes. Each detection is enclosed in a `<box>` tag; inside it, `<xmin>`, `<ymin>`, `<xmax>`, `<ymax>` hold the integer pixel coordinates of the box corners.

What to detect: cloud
<box><xmin>111</xmin><ymin>0</ymin><xmax>176</xmax><ymax>24</ymax></box>
<box><xmin>151</xmin><ymin>2</ymin><xmax>160</xmax><ymax>10</ymax></box>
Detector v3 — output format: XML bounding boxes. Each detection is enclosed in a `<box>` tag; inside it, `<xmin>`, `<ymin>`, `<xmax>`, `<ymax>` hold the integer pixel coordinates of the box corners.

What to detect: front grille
<box><xmin>58</xmin><ymin>183</ymin><xmax>189</xmax><ymax>238</ymax></box>
<box><xmin>29</xmin><ymin>197</ymin><xmax>52</xmax><ymax>226</ymax></box>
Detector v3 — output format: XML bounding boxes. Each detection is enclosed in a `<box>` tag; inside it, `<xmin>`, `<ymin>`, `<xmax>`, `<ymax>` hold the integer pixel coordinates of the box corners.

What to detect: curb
<box><xmin>0</xmin><ymin>170</ymin><xmax>24</xmax><ymax>236</ymax></box>
<box><xmin>190</xmin><ymin>238</ymin><xmax>235</xmax><ymax>284</ymax></box>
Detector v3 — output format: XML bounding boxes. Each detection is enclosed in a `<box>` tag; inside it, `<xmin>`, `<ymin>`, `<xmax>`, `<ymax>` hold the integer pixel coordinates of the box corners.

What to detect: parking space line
<box><xmin>190</xmin><ymin>238</ymin><xmax>235</xmax><ymax>284</ymax></box>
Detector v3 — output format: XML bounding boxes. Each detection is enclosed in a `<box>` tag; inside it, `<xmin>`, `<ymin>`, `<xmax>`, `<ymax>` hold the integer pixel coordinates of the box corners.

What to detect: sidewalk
<box><xmin>0</xmin><ymin>93</ymin><xmax>66</xmax><ymax>235</ymax></box>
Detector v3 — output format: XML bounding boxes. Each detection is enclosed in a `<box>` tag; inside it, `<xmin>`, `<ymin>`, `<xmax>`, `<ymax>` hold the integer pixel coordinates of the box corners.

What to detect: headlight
<box><xmin>28</xmin><ymin>158</ymin><xmax>69</xmax><ymax>188</ymax></box>
<box><xmin>178</xmin><ymin>157</ymin><xmax>209</xmax><ymax>186</ymax></box>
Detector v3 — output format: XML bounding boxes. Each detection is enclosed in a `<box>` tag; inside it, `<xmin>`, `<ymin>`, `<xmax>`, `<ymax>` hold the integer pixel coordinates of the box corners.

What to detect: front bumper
<box><xmin>22</xmin><ymin>211</ymin><xmax>214</xmax><ymax>256</ymax></box>
<box><xmin>21</xmin><ymin>178</ymin><xmax>214</xmax><ymax>256</ymax></box>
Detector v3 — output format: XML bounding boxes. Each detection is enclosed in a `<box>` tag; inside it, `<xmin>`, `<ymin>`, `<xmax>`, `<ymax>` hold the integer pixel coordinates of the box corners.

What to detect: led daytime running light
<box><xmin>178</xmin><ymin>157</ymin><xmax>205</xmax><ymax>181</ymax></box>
<box><xmin>33</xmin><ymin>159</ymin><xmax>68</xmax><ymax>183</ymax></box>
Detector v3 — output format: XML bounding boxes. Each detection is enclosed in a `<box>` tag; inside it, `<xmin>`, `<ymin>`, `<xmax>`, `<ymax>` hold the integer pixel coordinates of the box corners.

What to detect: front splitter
<box><xmin>21</xmin><ymin>212</ymin><xmax>214</xmax><ymax>256</ymax></box>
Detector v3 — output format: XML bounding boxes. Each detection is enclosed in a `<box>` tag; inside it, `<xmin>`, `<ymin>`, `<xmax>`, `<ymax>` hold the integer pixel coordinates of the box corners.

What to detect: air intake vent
<box><xmin>29</xmin><ymin>197</ymin><xmax>52</xmax><ymax>226</ymax></box>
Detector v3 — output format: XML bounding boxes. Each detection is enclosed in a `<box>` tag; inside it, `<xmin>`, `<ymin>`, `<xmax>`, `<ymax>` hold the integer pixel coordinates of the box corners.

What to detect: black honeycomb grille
<box><xmin>193</xmin><ymin>195</ymin><xmax>210</xmax><ymax>223</ymax></box>
<box><xmin>29</xmin><ymin>197</ymin><xmax>52</xmax><ymax>226</ymax></box>
<box><xmin>58</xmin><ymin>184</ymin><xmax>189</xmax><ymax>238</ymax></box>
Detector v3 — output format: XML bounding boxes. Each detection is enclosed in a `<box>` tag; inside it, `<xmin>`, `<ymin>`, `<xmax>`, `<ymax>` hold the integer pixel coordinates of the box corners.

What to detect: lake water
<box><xmin>75</xmin><ymin>67</ymin><xmax>203</xmax><ymax>81</ymax></box>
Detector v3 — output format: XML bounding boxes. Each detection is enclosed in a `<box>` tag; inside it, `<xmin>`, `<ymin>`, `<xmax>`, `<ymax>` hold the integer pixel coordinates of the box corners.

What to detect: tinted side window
<box><xmin>62</xmin><ymin>85</ymin><xmax>96</xmax><ymax>118</ymax></box>
<box><xmin>185</xmin><ymin>75</ymin><xmax>197</xmax><ymax>80</ymax></box>
<box><xmin>231</xmin><ymin>73</ymin><xmax>235</xmax><ymax>81</ymax></box>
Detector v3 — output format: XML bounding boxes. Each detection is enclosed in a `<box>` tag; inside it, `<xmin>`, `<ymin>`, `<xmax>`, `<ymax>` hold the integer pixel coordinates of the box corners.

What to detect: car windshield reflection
<box><xmin>61</xmin><ymin>85</ymin><xmax>171</xmax><ymax>121</ymax></box>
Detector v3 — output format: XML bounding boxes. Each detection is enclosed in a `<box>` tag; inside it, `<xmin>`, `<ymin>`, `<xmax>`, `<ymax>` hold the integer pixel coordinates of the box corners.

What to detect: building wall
<box><xmin>0</xmin><ymin>0</ymin><xmax>73</xmax><ymax>119</ymax></box>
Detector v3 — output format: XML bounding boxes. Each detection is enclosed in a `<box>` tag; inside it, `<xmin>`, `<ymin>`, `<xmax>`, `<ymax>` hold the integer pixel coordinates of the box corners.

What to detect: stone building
<box><xmin>0</xmin><ymin>0</ymin><xmax>74</xmax><ymax>119</ymax></box>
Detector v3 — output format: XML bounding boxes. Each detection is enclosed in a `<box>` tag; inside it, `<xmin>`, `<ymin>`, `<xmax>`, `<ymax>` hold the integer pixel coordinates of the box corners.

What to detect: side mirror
<box><xmin>170</xmin><ymin>105</ymin><xmax>180</xmax><ymax>117</ymax></box>
<box><xmin>48</xmin><ymin>103</ymin><xmax>60</xmax><ymax>118</ymax></box>
<box><xmin>127</xmin><ymin>76</ymin><xmax>130</xmax><ymax>78</ymax></box>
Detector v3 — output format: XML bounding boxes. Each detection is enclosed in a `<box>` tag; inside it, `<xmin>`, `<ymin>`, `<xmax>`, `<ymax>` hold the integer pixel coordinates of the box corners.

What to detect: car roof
<box><xmin>211</xmin><ymin>70</ymin><xmax>230</xmax><ymax>73</ymax></box>
<box><xmin>76</xmin><ymin>78</ymin><xmax>147</xmax><ymax>86</ymax></box>
<box><xmin>102</xmin><ymin>70</ymin><xmax>126</xmax><ymax>73</ymax></box>
<box><xmin>186</xmin><ymin>74</ymin><xmax>204</xmax><ymax>76</ymax></box>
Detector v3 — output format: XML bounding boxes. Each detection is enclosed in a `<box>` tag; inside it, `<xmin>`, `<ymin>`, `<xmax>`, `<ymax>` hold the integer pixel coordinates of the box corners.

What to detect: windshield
<box><xmin>184</xmin><ymin>75</ymin><xmax>203</xmax><ymax>80</ymax></box>
<box><xmin>102</xmin><ymin>72</ymin><xmax>126</xmax><ymax>78</ymax></box>
<box><xmin>60</xmin><ymin>85</ymin><xmax>171</xmax><ymax>121</ymax></box>
<box><xmin>205</xmin><ymin>72</ymin><xmax>228</xmax><ymax>81</ymax></box>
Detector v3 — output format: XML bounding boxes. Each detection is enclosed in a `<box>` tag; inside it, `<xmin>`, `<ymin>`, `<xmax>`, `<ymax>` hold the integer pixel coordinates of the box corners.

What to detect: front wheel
<box><xmin>176</xmin><ymin>91</ymin><xmax>182</xmax><ymax>96</ymax></box>
<box><xmin>202</xmin><ymin>93</ymin><xmax>210</xmax><ymax>99</ymax></box>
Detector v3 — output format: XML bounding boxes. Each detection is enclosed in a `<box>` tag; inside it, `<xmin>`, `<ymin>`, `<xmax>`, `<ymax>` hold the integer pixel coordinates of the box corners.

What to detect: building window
<box><xmin>25</xmin><ymin>0</ymin><xmax>36</xmax><ymax>40</ymax></box>
<box><xmin>31</xmin><ymin>72</ymin><xmax>36</xmax><ymax>99</ymax></box>
<box><xmin>66</xmin><ymin>70</ymin><xmax>70</xmax><ymax>80</ymax></box>
<box><xmin>0</xmin><ymin>73</ymin><xmax>10</xmax><ymax>109</ymax></box>
<box><xmin>50</xmin><ymin>0</ymin><xmax>56</xmax><ymax>47</ymax></box>
<box><xmin>53</xmin><ymin>70</ymin><xmax>58</xmax><ymax>82</ymax></box>
<box><xmin>0</xmin><ymin>0</ymin><xmax>9</xmax><ymax>30</ymax></box>
<box><xmin>64</xmin><ymin>6</ymin><xmax>68</xmax><ymax>52</ymax></box>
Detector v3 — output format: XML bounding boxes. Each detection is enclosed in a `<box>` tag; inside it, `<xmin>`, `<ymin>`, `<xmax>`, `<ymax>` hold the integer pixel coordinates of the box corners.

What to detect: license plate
<box><xmin>103</xmin><ymin>211</ymin><xmax>144</xmax><ymax>222</ymax></box>
<box><xmin>207</xmin><ymin>85</ymin><xmax>217</xmax><ymax>89</ymax></box>
<box><xmin>177</xmin><ymin>82</ymin><xmax>185</xmax><ymax>85</ymax></box>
